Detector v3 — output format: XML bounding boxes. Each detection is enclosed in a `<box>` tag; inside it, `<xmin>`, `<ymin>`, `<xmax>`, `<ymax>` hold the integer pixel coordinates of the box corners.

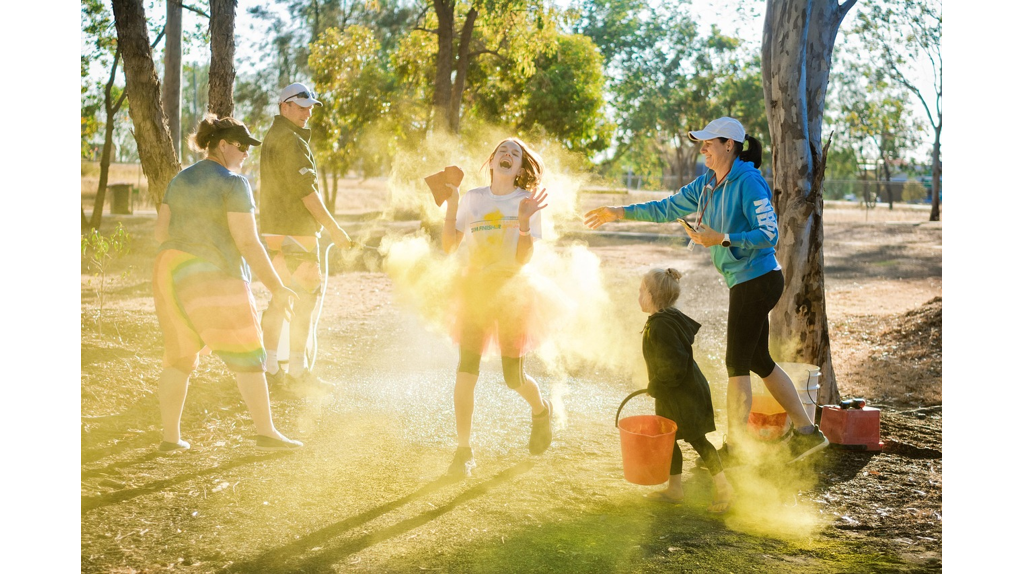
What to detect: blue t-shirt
<box><xmin>159</xmin><ymin>160</ymin><xmax>256</xmax><ymax>280</ymax></box>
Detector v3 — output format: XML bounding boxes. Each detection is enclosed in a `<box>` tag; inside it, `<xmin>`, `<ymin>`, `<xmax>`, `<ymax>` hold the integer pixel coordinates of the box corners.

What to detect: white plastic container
<box><xmin>777</xmin><ymin>362</ymin><xmax>820</xmax><ymax>425</ymax></box>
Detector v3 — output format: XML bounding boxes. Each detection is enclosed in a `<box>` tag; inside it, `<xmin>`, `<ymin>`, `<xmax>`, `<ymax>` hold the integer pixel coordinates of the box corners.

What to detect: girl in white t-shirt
<box><xmin>439</xmin><ymin>137</ymin><xmax>553</xmax><ymax>477</ymax></box>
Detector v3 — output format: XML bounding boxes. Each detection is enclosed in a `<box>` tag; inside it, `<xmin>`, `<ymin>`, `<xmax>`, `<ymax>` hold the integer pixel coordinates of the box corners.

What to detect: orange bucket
<box><xmin>748</xmin><ymin>394</ymin><xmax>789</xmax><ymax>440</ymax></box>
<box><xmin>615</xmin><ymin>390</ymin><xmax>678</xmax><ymax>485</ymax></box>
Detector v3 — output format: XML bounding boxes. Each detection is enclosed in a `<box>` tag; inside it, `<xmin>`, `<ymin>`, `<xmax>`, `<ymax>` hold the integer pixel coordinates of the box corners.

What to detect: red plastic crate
<box><xmin>819</xmin><ymin>405</ymin><xmax>883</xmax><ymax>451</ymax></box>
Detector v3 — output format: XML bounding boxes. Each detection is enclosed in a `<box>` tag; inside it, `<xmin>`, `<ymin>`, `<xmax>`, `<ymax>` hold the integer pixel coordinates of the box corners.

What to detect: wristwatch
<box><xmin>721</xmin><ymin>234</ymin><xmax>731</xmax><ymax>247</ymax></box>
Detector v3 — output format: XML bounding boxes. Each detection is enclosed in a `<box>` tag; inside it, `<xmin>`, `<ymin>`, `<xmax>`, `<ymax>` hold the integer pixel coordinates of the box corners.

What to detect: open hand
<box><xmin>518</xmin><ymin>187</ymin><xmax>549</xmax><ymax>222</ymax></box>
<box><xmin>583</xmin><ymin>206</ymin><xmax>623</xmax><ymax>229</ymax></box>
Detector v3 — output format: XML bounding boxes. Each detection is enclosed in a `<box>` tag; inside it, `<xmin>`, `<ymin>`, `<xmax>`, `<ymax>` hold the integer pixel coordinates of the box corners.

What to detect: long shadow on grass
<box><xmin>222</xmin><ymin>459</ymin><xmax>537</xmax><ymax>573</ymax></box>
<box><xmin>81</xmin><ymin>451</ymin><xmax>292</xmax><ymax>514</ymax></box>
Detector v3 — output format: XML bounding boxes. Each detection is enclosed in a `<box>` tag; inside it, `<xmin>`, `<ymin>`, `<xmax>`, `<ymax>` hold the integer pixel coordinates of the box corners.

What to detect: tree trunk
<box><xmin>163</xmin><ymin>0</ymin><xmax>182</xmax><ymax>158</ymax></box>
<box><xmin>448</xmin><ymin>7</ymin><xmax>478</xmax><ymax>134</ymax></box>
<box><xmin>762</xmin><ymin>0</ymin><xmax>856</xmax><ymax>409</ymax></box>
<box><xmin>930</xmin><ymin>127</ymin><xmax>941</xmax><ymax>221</ymax></box>
<box><xmin>112</xmin><ymin>0</ymin><xmax>181</xmax><ymax>205</ymax></box>
<box><xmin>209</xmin><ymin>0</ymin><xmax>237</xmax><ymax>118</ymax></box>
<box><xmin>432</xmin><ymin>0</ymin><xmax>455</xmax><ymax>132</ymax></box>
<box><xmin>89</xmin><ymin>47</ymin><xmax>125</xmax><ymax>231</ymax></box>
<box><xmin>329</xmin><ymin>167</ymin><xmax>339</xmax><ymax>215</ymax></box>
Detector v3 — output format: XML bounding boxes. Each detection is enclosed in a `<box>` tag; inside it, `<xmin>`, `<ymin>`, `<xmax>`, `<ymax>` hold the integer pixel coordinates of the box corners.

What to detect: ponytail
<box><xmin>188</xmin><ymin>114</ymin><xmax>247</xmax><ymax>153</ymax></box>
<box><xmin>739</xmin><ymin>135</ymin><xmax>763</xmax><ymax>168</ymax></box>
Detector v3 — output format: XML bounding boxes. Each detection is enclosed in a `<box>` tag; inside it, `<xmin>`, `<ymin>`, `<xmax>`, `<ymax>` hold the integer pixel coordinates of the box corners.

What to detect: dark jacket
<box><xmin>259</xmin><ymin>115</ymin><xmax>322</xmax><ymax>236</ymax></box>
<box><xmin>642</xmin><ymin>307</ymin><xmax>716</xmax><ymax>441</ymax></box>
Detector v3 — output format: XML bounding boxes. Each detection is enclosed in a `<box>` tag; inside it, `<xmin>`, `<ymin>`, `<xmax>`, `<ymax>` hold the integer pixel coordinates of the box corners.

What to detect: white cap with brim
<box><xmin>279</xmin><ymin>82</ymin><xmax>323</xmax><ymax>107</ymax></box>
<box><xmin>688</xmin><ymin>117</ymin><xmax>745</xmax><ymax>143</ymax></box>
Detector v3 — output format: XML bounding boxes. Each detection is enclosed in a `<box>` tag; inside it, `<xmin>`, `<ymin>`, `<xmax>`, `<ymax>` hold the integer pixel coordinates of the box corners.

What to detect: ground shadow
<box><xmin>223</xmin><ymin>459</ymin><xmax>538</xmax><ymax>573</ymax></box>
<box><xmin>81</xmin><ymin>450</ymin><xmax>292</xmax><ymax>514</ymax></box>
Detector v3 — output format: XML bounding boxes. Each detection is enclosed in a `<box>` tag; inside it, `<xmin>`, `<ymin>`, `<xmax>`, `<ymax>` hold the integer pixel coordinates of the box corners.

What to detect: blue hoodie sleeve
<box><xmin>622</xmin><ymin>175</ymin><xmax>706</xmax><ymax>222</ymax></box>
<box><xmin>729</xmin><ymin>173</ymin><xmax>779</xmax><ymax>250</ymax></box>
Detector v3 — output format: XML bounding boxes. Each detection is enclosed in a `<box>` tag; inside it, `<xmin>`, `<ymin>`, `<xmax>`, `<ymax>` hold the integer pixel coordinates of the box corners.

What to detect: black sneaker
<box><xmin>256</xmin><ymin>435</ymin><xmax>304</xmax><ymax>452</ymax></box>
<box><xmin>788</xmin><ymin>426</ymin><xmax>829</xmax><ymax>463</ymax></box>
<box><xmin>447</xmin><ymin>446</ymin><xmax>476</xmax><ymax>477</ymax></box>
<box><xmin>265</xmin><ymin>369</ymin><xmax>289</xmax><ymax>387</ymax></box>
<box><xmin>529</xmin><ymin>399</ymin><xmax>552</xmax><ymax>455</ymax></box>
<box><xmin>158</xmin><ymin>439</ymin><xmax>190</xmax><ymax>453</ymax></box>
<box><xmin>291</xmin><ymin>370</ymin><xmax>336</xmax><ymax>393</ymax></box>
<box><xmin>715</xmin><ymin>443</ymin><xmax>750</xmax><ymax>469</ymax></box>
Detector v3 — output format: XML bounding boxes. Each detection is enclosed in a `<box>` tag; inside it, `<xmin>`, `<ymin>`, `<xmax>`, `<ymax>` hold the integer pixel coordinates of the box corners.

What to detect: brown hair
<box><xmin>188</xmin><ymin>114</ymin><xmax>248</xmax><ymax>153</ymax></box>
<box><xmin>482</xmin><ymin>137</ymin><xmax>545</xmax><ymax>191</ymax></box>
<box><xmin>643</xmin><ymin>268</ymin><xmax>682</xmax><ymax>310</ymax></box>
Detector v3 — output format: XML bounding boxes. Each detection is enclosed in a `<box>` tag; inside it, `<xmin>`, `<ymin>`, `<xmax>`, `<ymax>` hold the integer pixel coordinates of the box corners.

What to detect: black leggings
<box><xmin>457</xmin><ymin>348</ymin><xmax>525</xmax><ymax>389</ymax></box>
<box><xmin>672</xmin><ymin>435</ymin><xmax>723</xmax><ymax>476</ymax></box>
<box><xmin>725</xmin><ymin>269</ymin><xmax>784</xmax><ymax>378</ymax></box>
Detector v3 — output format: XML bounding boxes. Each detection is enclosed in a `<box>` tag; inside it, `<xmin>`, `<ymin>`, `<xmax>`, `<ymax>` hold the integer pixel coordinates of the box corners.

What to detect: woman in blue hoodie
<box><xmin>585</xmin><ymin>117</ymin><xmax>828</xmax><ymax>463</ymax></box>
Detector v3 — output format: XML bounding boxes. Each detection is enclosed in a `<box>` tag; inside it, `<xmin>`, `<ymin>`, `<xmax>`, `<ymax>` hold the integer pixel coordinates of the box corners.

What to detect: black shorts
<box><xmin>725</xmin><ymin>269</ymin><xmax>783</xmax><ymax>378</ymax></box>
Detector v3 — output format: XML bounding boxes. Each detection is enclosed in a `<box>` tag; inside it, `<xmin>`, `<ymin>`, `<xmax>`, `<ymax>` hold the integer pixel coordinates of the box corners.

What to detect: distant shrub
<box><xmin>902</xmin><ymin>180</ymin><xmax>927</xmax><ymax>203</ymax></box>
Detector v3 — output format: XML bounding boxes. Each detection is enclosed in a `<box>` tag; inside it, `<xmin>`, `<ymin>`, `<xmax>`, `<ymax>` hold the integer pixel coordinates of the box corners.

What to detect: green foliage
<box><xmin>469</xmin><ymin>32</ymin><xmax>611</xmax><ymax>156</ymax></box>
<box><xmin>902</xmin><ymin>179</ymin><xmax>926</xmax><ymax>203</ymax></box>
<box><xmin>522</xmin><ymin>34</ymin><xmax>612</xmax><ymax>155</ymax></box>
<box><xmin>573</xmin><ymin>0</ymin><xmax>767</xmax><ymax>186</ymax></box>
<box><xmin>309</xmin><ymin>25</ymin><xmax>393</xmax><ymax>176</ymax></box>
<box><xmin>82</xmin><ymin>223</ymin><xmax>132</xmax><ymax>336</ymax></box>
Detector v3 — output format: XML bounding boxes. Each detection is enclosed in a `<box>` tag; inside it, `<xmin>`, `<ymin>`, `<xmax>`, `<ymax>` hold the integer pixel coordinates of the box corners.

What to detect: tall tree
<box><xmin>427</xmin><ymin>0</ymin><xmax>557</xmax><ymax>133</ymax></box>
<box><xmin>309</xmin><ymin>24</ymin><xmax>392</xmax><ymax>209</ymax></box>
<box><xmin>111</xmin><ymin>0</ymin><xmax>182</xmax><ymax>205</ymax></box>
<box><xmin>762</xmin><ymin>0</ymin><xmax>857</xmax><ymax>407</ymax></box>
<box><xmin>575</xmin><ymin>0</ymin><xmax>766</xmax><ymax>188</ymax></box>
<box><xmin>83</xmin><ymin>0</ymin><xmax>166</xmax><ymax>229</ymax></box>
<box><xmin>832</xmin><ymin>66</ymin><xmax>922</xmax><ymax>209</ymax></box>
<box><xmin>164</xmin><ymin>0</ymin><xmax>183</xmax><ymax>158</ymax></box>
<box><xmin>851</xmin><ymin>0</ymin><xmax>941</xmax><ymax>221</ymax></box>
<box><xmin>209</xmin><ymin>0</ymin><xmax>238</xmax><ymax>117</ymax></box>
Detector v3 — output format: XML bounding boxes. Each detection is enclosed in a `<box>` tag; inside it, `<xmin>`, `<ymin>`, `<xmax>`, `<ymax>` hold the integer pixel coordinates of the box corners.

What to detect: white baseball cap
<box><xmin>279</xmin><ymin>83</ymin><xmax>323</xmax><ymax>107</ymax></box>
<box><xmin>688</xmin><ymin>117</ymin><xmax>745</xmax><ymax>143</ymax></box>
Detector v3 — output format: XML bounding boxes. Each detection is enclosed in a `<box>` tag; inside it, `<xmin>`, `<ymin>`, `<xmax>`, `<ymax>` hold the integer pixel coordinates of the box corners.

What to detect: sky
<box><xmin>0</xmin><ymin>0</ymin><xmax>1009</xmax><ymax>570</ymax></box>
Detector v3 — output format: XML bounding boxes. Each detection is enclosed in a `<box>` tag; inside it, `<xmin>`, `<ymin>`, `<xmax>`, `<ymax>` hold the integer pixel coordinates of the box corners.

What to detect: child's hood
<box><xmin>647</xmin><ymin>307</ymin><xmax>701</xmax><ymax>345</ymax></box>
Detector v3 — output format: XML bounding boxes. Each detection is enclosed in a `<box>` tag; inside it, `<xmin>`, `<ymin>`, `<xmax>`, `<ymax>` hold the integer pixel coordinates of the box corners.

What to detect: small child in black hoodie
<box><xmin>639</xmin><ymin>267</ymin><xmax>733</xmax><ymax>513</ymax></box>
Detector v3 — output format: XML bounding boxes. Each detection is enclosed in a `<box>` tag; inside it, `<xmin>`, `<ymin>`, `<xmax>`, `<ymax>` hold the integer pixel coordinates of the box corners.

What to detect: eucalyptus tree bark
<box><xmin>432</xmin><ymin>0</ymin><xmax>456</xmax><ymax>132</ymax></box>
<box><xmin>448</xmin><ymin>7</ymin><xmax>478</xmax><ymax>134</ymax></box>
<box><xmin>163</xmin><ymin>0</ymin><xmax>182</xmax><ymax>158</ymax></box>
<box><xmin>111</xmin><ymin>0</ymin><xmax>181</xmax><ymax>205</ymax></box>
<box><xmin>762</xmin><ymin>0</ymin><xmax>856</xmax><ymax>407</ymax></box>
<box><xmin>208</xmin><ymin>0</ymin><xmax>237</xmax><ymax>118</ymax></box>
<box><xmin>930</xmin><ymin>130</ymin><xmax>941</xmax><ymax>220</ymax></box>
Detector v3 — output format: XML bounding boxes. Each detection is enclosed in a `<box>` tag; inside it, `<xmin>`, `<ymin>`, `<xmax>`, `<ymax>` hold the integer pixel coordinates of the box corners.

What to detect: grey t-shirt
<box><xmin>159</xmin><ymin>160</ymin><xmax>256</xmax><ymax>280</ymax></box>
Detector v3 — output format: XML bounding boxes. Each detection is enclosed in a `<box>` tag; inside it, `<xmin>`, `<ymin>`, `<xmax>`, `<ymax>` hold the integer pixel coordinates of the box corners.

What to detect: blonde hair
<box><xmin>188</xmin><ymin>114</ymin><xmax>248</xmax><ymax>153</ymax></box>
<box><xmin>481</xmin><ymin>137</ymin><xmax>545</xmax><ymax>191</ymax></box>
<box><xmin>643</xmin><ymin>268</ymin><xmax>682</xmax><ymax>310</ymax></box>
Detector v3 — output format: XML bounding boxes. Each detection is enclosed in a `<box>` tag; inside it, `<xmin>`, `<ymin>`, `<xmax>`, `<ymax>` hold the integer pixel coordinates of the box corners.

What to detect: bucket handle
<box><xmin>615</xmin><ymin>389</ymin><xmax>651</xmax><ymax>429</ymax></box>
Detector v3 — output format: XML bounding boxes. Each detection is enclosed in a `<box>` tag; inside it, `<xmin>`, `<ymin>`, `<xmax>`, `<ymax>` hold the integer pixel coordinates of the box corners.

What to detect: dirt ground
<box><xmin>81</xmin><ymin>196</ymin><xmax>941</xmax><ymax>573</ymax></box>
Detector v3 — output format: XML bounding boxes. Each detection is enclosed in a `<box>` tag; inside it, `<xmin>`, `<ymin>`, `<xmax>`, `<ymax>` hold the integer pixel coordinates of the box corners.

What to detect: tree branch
<box><xmin>837</xmin><ymin>0</ymin><xmax>858</xmax><ymax>21</ymax></box>
<box><xmin>169</xmin><ymin>0</ymin><xmax>209</xmax><ymax>19</ymax></box>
